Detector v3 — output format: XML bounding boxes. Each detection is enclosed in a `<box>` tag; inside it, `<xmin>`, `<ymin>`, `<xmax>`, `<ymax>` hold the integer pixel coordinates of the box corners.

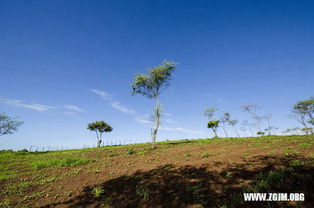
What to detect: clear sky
<box><xmin>1</xmin><ymin>0</ymin><xmax>313</xmax><ymax>150</ymax></box>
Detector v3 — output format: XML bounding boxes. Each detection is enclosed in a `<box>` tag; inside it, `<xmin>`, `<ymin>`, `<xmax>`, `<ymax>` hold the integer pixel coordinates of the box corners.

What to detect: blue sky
<box><xmin>1</xmin><ymin>0</ymin><xmax>313</xmax><ymax>150</ymax></box>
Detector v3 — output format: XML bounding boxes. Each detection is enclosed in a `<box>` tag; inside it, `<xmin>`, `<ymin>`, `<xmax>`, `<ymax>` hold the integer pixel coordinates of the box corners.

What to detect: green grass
<box><xmin>0</xmin><ymin>166</ymin><xmax>16</xmax><ymax>180</ymax></box>
<box><xmin>249</xmin><ymin>168</ymin><xmax>291</xmax><ymax>192</ymax></box>
<box><xmin>30</xmin><ymin>157</ymin><xmax>93</xmax><ymax>170</ymax></box>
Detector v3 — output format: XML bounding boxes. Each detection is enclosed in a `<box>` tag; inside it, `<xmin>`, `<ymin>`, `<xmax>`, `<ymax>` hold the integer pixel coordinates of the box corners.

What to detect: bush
<box><xmin>127</xmin><ymin>148</ymin><xmax>136</xmax><ymax>155</ymax></box>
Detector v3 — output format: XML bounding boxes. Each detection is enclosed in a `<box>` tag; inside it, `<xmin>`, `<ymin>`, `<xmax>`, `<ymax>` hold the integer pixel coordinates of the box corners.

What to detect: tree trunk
<box><xmin>151</xmin><ymin>98</ymin><xmax>160</xmax><ymax>148</ymax></box>
<box><xmin>233</xmin><ymin>127</ymin><xmax>240</xmax><ymax>137</ymax></box>
<box><xmin>97</xmin><ymin>139</ymin><xmax>102</xmax><ymax>147</ymax></box>
<box><xmin>221</xmin><ymin>125</ymin><xmax>228</xmax><ymax>137</ymax></box>
<box><xmin>248</xmin><ymin>127</ymin><xmax>254</xmax><ymax>137</ymax></box>
<box><xmin>213</xmin><ymin>129</ymin><xmax>218</xmax><ymax>138</ymax></box>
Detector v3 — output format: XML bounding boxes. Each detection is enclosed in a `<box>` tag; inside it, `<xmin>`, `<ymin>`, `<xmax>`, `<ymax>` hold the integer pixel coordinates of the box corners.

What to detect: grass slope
<box><xmin>0</xmin><ymin>135</ymin><xmax>313</xmax><ymax>208</ymax></box>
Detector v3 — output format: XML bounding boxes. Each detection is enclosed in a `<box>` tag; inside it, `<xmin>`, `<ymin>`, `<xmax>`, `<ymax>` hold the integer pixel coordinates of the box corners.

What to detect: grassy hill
<box><xmin>1</xmin><ymin>135</ymin><xmax>314</xmax><ymax>208</ymax></box>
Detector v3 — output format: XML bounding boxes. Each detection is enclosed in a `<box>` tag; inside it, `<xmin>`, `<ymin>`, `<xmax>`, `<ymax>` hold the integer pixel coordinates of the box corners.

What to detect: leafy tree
<box><xmin>257</xmin><ymin>131</ymin><xmax>265</xmax><ymax>136</ymax></box>
<box><xmin>241</xmin><ymin>104</ymin><xmax>263</xmax><ymax>133</ymax></box>
<box><xmin>204</xmin><ymin>107</ymin><xmax>219</xmax><ymax>137</ymax></box>
<box><xmin>0</xmin><ymin>113</ymin><xmax>23</xmax><ymax>136</ymax></box>
<box><xmin>207</xmin><ymin>120</ymin><xmax>219</xmax><ymax>138</ymax></box>
<box><xmin>291</xmin><ymin>97</ymin><xmax>314</xmax><ymax>134</ymax></box>
<box><xmin>87</xmin><ymin>121</ymin><xmax>113</xmax><ymax>147</ymax></box>
<box><xmin>131</xmin><ymin>60</ymin><xmax>177</xmax><ymax>148</ymax></box>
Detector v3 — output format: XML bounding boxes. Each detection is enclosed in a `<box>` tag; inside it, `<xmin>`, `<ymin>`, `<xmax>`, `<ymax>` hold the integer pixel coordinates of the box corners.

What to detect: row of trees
<box><xmin>1</xmin><ymin>60</ymin><xmax>313</xmax><ymax>148</ymax></box>
<box><xmin>204</xmin><ymin>97</ymin><xmax>314</xmax><ymax>138</ymax></box>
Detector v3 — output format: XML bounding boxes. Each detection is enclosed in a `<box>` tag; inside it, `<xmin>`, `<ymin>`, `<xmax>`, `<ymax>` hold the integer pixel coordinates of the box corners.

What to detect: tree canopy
<box><xmin>87</xmin><ymin>121</ymin><xmax>113</xmax><ymax>147</ymax></box>
<box><xmin>131</xmin><ymin>60</ymin><xmax>177</xmax><ymax>148</ymax></box>
<box><xmin>0</xmin><ymin>113</ymin><xmax>23</xmax><ymax>136</ymax></box>
<box><xmin>131</xmin><ymin>60</ymin><xmax>177</xmax><ymax>99</ymax></box>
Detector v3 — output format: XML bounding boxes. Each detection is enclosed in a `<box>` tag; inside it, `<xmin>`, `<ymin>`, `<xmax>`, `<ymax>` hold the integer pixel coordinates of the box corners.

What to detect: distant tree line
<box><xmin>203</xmin><ymin>97</ymin><xmax>313</xmax><ymax>138</ymax></box>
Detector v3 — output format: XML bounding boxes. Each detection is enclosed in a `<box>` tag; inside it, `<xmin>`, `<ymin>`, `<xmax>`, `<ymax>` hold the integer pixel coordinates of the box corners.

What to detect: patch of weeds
<box><xmin>0</xmin><ymin>199</ymin><xmax>11</xmax><ymax>208</ymax></box>
<box><xmin>92</xmin><ymin>167</ymin><xmax>101</xmax><ymax>173</ymax></box>
<box><xmin>53</xmin><ymin>193</ymin><xmax>60</xmax><ymax>200</ymax></box>
<box><xmin>0</xmin><ymin>166</ymin><xmax>16</xmax><ymax>180</ymax></box>
<box><xmin>299</xmin><ymin>143</ymin><xmax>310</xmax><ymax>148</ymax></box>
<box><xmin>25</xmin><ymin>191</ymin><xmax>45</xmax><ymax>200</ymax></box>
<box><xmin>38</xmin><ymin>176</ymin><xmax>60</xmax><ymax>185</ymax></box>
<box><xmin>92</xmin><ymin>186</ymin><xmax>104</xmax><ymax>198</ymax></box>
<box><xmin>138</xmin><ymin>149</ymin><xmax>149</xmax><ymax>155</ymax></box>
<box><xmin>127</xmin><ymin>148</ymin><xmax>136</xmax><ymax>155</ymax></box>
<box><xmin>65</xmin><ymin>191</ymin><xmax>73</xmax><ymax>197</ymax></box>
<box><xmin>31</xmin><ymin>157</ymin><xmax>93</xmax><ymax>170</ymax></box>
<box><xmin>183</xmin><ymin>152</ymin><xmax>192</xmax><ymax>157</ymax></box>
<box><xmin>187</xmin><ymin>184</ymin><xmax>208</xmax><ymax>206</ymax></box>
<box><xmin>68</xmin><ymin>168</ymin><xmax>82</xmax><ymax>176</ymax></box>
<box><xmin>250</xmin><ymin>169</ymin><xmax>291</xmax><ymax>192</ymax></box>
<box><xmin>136</xmin><ymin>184</ymin><xmax>150</xmax><ymax>200</ymax></box>
<box><xmin>289</xmin><ymin>160</ymin><xmax>305</xmax><ymax>169</ymax></box>
<box><xmin>201</xmin><ymin>152</ymin><xmax>210</xmax><ymax>158</ymax></box>
<box><xmin>243</xmin><ymin>150</ymin><xmax>249</xmax><ymax>156</ymax></box>
<box><xmin>108</xmin><ymin>150</ymin><xmax>118</xmax><ymax>157</ymax></box>
<box><xmin>225</xmin><ymin>171</ymin><xmax>233</xmax><ymax>179</ymax></box>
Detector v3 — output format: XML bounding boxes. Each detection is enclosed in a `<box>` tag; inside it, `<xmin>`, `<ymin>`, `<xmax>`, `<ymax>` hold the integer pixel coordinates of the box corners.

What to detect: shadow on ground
<box><xmin>44</xmin><ymin>155</ymin><xmax>314</xmax><ymax>208</ymax></box>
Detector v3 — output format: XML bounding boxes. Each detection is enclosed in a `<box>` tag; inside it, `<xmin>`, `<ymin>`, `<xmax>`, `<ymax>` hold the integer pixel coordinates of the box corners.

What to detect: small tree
<box><xmin>131</xmin><ymin>60</ymin><xmax>177</xmax><ymax>148</ymax></box>
<box><xmin>87</xmin><ymin>121</ymin><xmax>112</xmax><ymax>147</ymax></box>
<box><xmin>291</xmin><ymin>97</ymin><xmax>314</xmax><ymax>134</ymax></box>
<box><xmin>204</xmin><ymin>107</ymin><xmax>219</xmax><ymax>137</ymax></box>
<box><xmin>207</xmin><ymin>120</ymin><xmax>219</xmax><ymax>138</ymax></box>
<box><xmin>0</xmin><ymin>113</ymin><xmax>23</xmax><ymax>136</ymax></box>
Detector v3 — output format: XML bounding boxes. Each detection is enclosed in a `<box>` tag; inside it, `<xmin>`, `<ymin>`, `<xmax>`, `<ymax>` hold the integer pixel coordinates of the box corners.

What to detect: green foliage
<box><xmin>256</xmin><ymin>131</ymin><xmax>265</xmax><ymax>136</ymax></box>
<box><xmin>207</xmin><ymin>120</ymin><xmax>219</xmax><ymax>129</ymax></box>
<box><xmin>201</xmin><ymin>152</ymin><xmax>210</xmax><ymax>158</ymax></box>
<box><xmin>0</xmin><ymin>166</ymin><xmax>16</xmax><ymax>180</ymax></box>
<box><xmin>131</xmin><ymin>60</ymin><xmax>177</xmax><ymax>99</ymax></box>
<box><xmin>131</xmin><ymin>60</ymin><xmax>177</xmax><ymax>147</ymax></box>
<box><xmin>136</xmin><ymin>184</ymin><xmax>150</xmax><ymax>200</ymax></box>
<box><xmin>92</xmin><ymin>187</ymin><xmax>104</xmax><ymax>198</ymax></box>
<box><xmin>87</xmin><ymin>121</ymin><xmax>113</xmax><ymax>133</ymax></box>
<box><xmin>207</xmin><ymin>120</ymin><xmax>220</xmax><ymax>137</ymax></box>
<box><xmin>127</xmin><ymin>148</ymin><xmax>136</xmax><ymax>155</ymax></box>
<box><xmin>0</xmin><ymin>112</ymin><xmax>23</xmax><ymax>136</ymax></box>
<box><xmin>250</xmin><ymin>169</ymin><xmax>291</xmax><ymax>192</ymax></box>
<box><xmin>87</xmin><ymin>121</ymin><xmax>113</xmax><ymax>147</ymax></box>
<box><xmin>289</xmin><ymin>160</ymin><xmax>305</xmax><ymax>169</ymax></box>
<box><xmin>31</xmin><ymin>157</ymin><xmax>93</xmax><ymax>170</ymax></box>
<box><xmin>183</xmin><ymin>152</ymin><xmax>192</xmax><ymax>157</ymax></box>
<box><xmin>294</xmin><ymin>97</ymin><xmax>314</xmax><ymax>119</ymax></box>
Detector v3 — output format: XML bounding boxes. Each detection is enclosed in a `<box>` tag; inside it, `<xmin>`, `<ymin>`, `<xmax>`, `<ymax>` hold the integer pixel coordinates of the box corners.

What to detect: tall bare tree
<box><xmin>242</xmin><ymin>120</ymin><xmax>254</xmax><ymax>137</ymax></box>
<box><xmin>241</xmin><ymin>104</ymin><xmax>263</xmax><ymax>133</ymax></box>
<box><xmin>220</xmin><ymin>112</ymin><xmax>230</xmax><ymax>137</ymax></box>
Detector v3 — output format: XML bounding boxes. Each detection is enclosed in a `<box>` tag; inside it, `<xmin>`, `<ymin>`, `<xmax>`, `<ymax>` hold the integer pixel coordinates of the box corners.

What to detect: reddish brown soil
<box><xmin>1</xmin><ymin>135</ymin><xmax>314</xmax><ymax>208</ymax></box>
